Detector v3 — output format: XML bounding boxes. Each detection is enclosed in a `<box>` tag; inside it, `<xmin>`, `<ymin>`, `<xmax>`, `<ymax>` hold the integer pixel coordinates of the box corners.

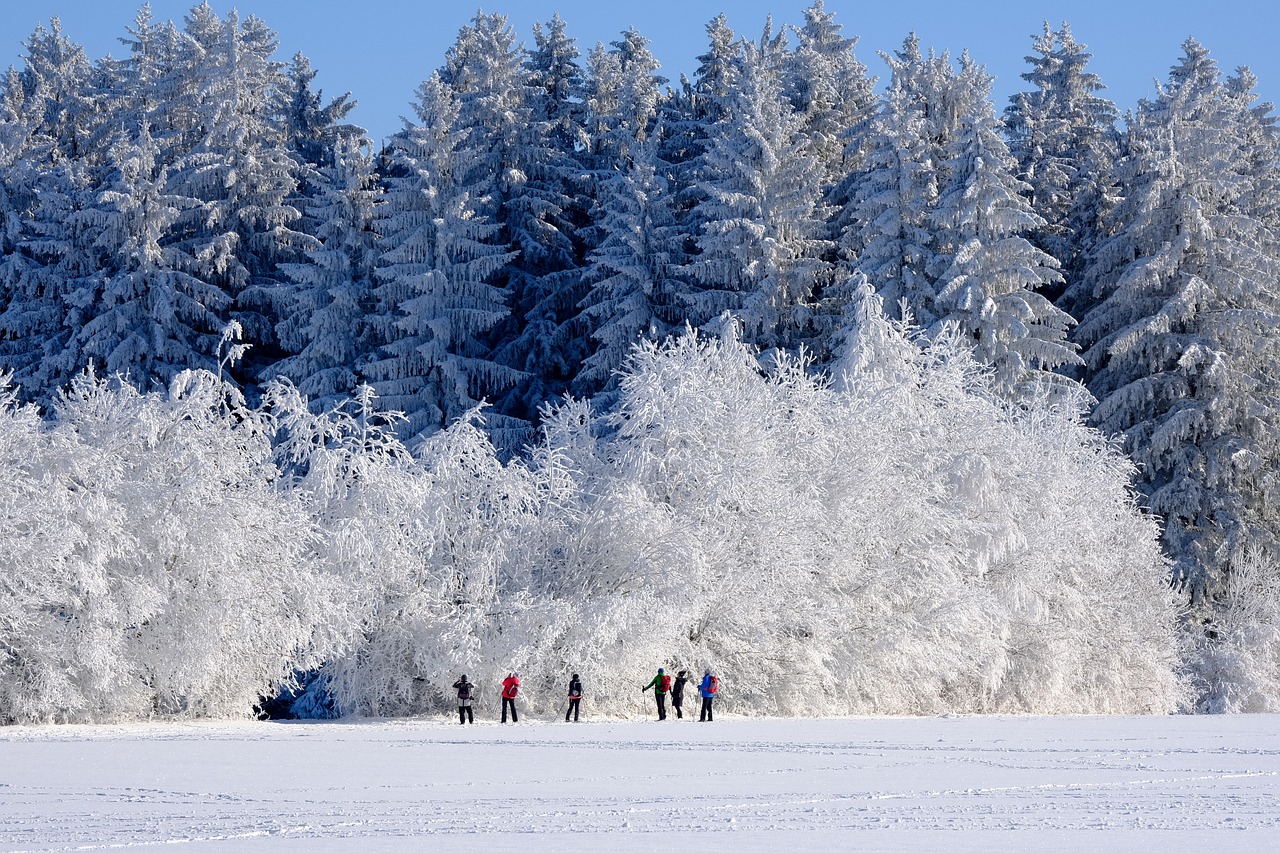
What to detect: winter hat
<box><xmin>658</xmin><ymin>667</ymin><xmax>665</xmax><ymax>673</ymax></box>
<box><xmin>572</xmin><ymin>673</ymin><xmax>579</xmax><ymax>679</ymax></box>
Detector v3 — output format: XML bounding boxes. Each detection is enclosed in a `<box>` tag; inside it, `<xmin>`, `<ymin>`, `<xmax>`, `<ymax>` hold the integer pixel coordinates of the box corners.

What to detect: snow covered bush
<box><xmin>1189</xmin><ymin>551</ymin><xmax>1280</xmax><ymax>713</ymax></box>
<box><xmin>526</xmin><ymin>301</ymin><xmax>1187</xmax><ymax>716</ymax></box>
<box><xmin>0</xmin><ymin>369</ymin><xmax>345</xmax><ymax>723</ymax></box>
<box><xmin>266</xmin><ymin>381</ymin><xmax>557</xmax><ymax>717</ymax></box>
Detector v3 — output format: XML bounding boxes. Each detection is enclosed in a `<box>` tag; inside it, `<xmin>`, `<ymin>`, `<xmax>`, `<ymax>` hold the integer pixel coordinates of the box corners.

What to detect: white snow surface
<box><xmin>2</xmin><ymin>714</ymin><xmax>1278</xmax><ymax>851</ymax></box>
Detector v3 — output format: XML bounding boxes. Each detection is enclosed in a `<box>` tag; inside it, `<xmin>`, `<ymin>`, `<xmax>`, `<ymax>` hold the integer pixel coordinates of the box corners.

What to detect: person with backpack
<box><xmin>641</xmin><ymin>667</ymin><xmax>671</xmax><ymax>720</ymax></box>
<box><xmin>501</xmin><ymin>672</ymin><xmax>520</xmax><ymax>723</ymax></box>
<box><xmin>565</xmin><ymin>673</ymin><xmax>583</xmax><ymax>722</ymax></box>
<box><xmin>453</xmin><ymin>674</ymin><xmax>475</xmax><ymax>725</ymax></box>
<box><xmin>699</xmin><ymin>669</ymin><xmax>719</xmax><ymax>721</ymax></box>
<box><xmin>671</xmin><ymin>670</ymin><xmax>691</xmax><ymax>719</ymax></box>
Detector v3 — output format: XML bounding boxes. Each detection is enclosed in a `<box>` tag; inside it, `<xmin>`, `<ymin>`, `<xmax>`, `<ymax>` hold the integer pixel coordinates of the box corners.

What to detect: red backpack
<box><xmin>708</xmin><ymin>675</ymin><xmax>719</xmax><ymax>694</ymax></box>
<box><xmin>660</xmin><ymin>674</ymin><xmax>672</xmax><ymax>692</ymax></box>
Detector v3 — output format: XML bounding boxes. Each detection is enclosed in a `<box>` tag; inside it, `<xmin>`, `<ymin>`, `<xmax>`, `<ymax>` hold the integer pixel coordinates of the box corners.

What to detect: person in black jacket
<box><xmin>565</xmin><ymin>673</ymin><xmax>583</xmax><ymax>721</ymax></box>
<box><xmin>453</xmin><ymin>675</ymin><xmax>475</xmax><ymax>724</ymax></box>
<box><xmin>671</xmin><ymin>670</ymin><xmax>691</xmax><ymax>719</ymax></box>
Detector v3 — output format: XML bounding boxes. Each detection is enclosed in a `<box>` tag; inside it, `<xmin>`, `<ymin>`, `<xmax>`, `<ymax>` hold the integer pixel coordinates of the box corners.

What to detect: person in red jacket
<box><xmin>501</xmin><ymin>672</ymin><xmax>520</xmax><ymax>723</ymax></box>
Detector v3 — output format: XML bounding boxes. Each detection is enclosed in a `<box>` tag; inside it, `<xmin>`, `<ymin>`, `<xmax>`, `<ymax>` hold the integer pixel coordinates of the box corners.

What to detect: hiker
<box><xmin>501</xmin><ymin>672</ymin><xmax>520</xmax><ymax>723</ymax></box>
<box><xmin>699</xmin><ymin>669</ymin><xmax>719</xmax><ymax>721</ymax></box>
<box><xmin>671</xmin><ymin>670</ymin><xmax>691</xmax><ymax>719</ymax></box>
<box><xmin>566</xmin><ymin>673</ymin><xmax>583</xmax><ymax>722</ymax></box>
<box><xmin>641</xmin><ymin>667</ymin><xmax>671</xmax><ymax>720</ymax></box>
<box><xmin>452</xmin><ymin>674</ymin><xmax>475</xmax><ymax>724</ymax></box>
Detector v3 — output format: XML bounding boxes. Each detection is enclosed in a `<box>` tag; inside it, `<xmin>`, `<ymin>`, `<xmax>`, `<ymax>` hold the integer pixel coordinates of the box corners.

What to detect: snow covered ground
<box><xmin>2</xmin><ymin>713</ymin><xmax>1278</xmax><ymax>851</ymax></box>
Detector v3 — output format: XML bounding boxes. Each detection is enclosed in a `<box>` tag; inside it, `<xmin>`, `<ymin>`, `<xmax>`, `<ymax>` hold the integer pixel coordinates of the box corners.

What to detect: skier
<box><xmin>501</xmin><ymin>672</ymin><xmax>520</xmax><ymax>723</ymax></box>
<box><xmin>453</xmin><ymin>674</ymin><xmax>475</xmax><ymax>725</ymax></box>
<box><xmin>641</xmin><ymin>667</ymin><xmax>671</xmax><ymax>720</ymax></box>
<box><xmin>671</xmin><ymin>670</ymin><xmax>691</xmax><ymax>719</ymax></box>
<box><xmin>565</xmin><ymin>673</ymin><xmax>583</xmax><ymax>722</ymax></box>
<box><xmin>699</xmin><ymin>669</ymin><xmax>719</xmax><ymax>722</ymax></box>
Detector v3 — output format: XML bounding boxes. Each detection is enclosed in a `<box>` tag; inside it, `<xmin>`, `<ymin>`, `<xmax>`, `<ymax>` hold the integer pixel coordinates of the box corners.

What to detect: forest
<box><xmin>2</xmin><ymin>1</ymin><xmax>1279</xmax><ymax>722</ymax></box>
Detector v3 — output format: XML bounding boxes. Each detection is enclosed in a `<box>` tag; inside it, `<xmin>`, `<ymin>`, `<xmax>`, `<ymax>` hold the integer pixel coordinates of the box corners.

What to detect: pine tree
<box><xmin>439</xmin><ymin>13</ymin><xmax>580</xmax><ymax>437</ymax></box>
<box><xmin>161</xmin><ymin>7</ymin><xmax>304</xmax><ymax>387</ymax></box>
<box><xmin>929</xmin><ymin>56</ymin><xmax>1080</xmax><ymax>398</ymax></box>
<box><xmin>74</xmin><ymin>122</ymin><xmax>227</xmax><ymax>388</ymax></box>
<box><xmin>575</xmin><ymin>137</ymin><xmax>683</xmax><ymax>399</ymax></box>
<box><xmin>683</xmin><ymin>42</ymin><xmax>831</xmax><ymax>354</ymax></box>
<box><xmin>365</xmin><ymin>74</ymin><xmax>516</xmax><ymax>441</ymax></box>
<box><xmin>1005</xmin><ymin>23</ymin><xmax>1119</xmax><ymax>306</ymax></box>
<box><xmin>837</xmin><ymin>36</ymin><xmax>944</xmax><ymax>326</ymax></box>
<box><xmin>582</xmin><ymin>28</ymin><xmax>668</xmax><ymax>172</ymax></box>
<box><xmin>783</xmin><ymin>1</ymin><xmax>878</xmax><ymax>191</ymax></box>
<box><xmin>272</xmin><ymin>136</ymin><xmax>379</xmax><ymax>410</ymax></box>
<box><xmin>0</xmin><ymin>19</ymin><xmax>101</xmax><ymax>401</ymax></box>
<box><xmin>1075</xmin><ymin>40</ymin><xmax>1280</xmax><ymax>596</ymax></box>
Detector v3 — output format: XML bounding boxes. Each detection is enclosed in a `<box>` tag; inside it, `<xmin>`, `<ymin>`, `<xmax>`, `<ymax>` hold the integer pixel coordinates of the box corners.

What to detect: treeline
<box><xmin>1</xmin><ymin>5</ymin><xmax>1279</xmax><ymax>640</ymax></box>
<box><xmin>0</xmin><ymin>303</ymin><xmax>1199</xmax><ymax>723</ymax></box>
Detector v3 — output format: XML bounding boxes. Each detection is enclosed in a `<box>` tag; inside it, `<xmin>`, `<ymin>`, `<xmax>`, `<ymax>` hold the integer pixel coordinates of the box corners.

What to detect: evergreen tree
<box><xmin>1005</xmin><ymin>23</ymin><xmax>1119</xmax><ymax>305</ymax></box>
<box><xmin>929</xmin><ymin>56</ymin><xmax>1080</xmax><ymax>398</ymax></box>
<box><xmin>838</xmin><ymin>36</ymin><xmax>945</xmax><ymax>326</ymax></box>
<box><xmin>683</xmin><ymin>42</ymin><xmax>830</xmax><ymax>354</ymax></box>
<box><xmin>581</xmin><ymin>28</ymin><xmax>668</xmax><ymax>172</ymax></box>
<box><xmin>365</xmin><ymin>74</ymin><xmax>516</xmax><ymax>441</ymax></box>
<box><xmin>440</xmin><ymin>12</ymin><xmax>579</xmax><ymax>437</ymax></box>
<box><xmin>273</xmin><ymin>136</ymin><xmax>379</xmax><ymax>410</ymax></box>
<box><xmin>1075</xmin><ymin>40</ymin><xmax>1280</xmax><ymax>596</ymax></box>
<box><xmin>783</xmin><ymin>1</ymin><xmax>878</xmax><ymax>191</ymax></box>
<box><xmin>0</xmin><ymin>20</ymin><xmax>101</xmax><ymax>401</ymax></box>
<box><xmin>575</xmin><ymin>137</ymin><xmax>683</xmax><ymax>399</ymax></box>
<box><xmin>74</xmin><ymin>122</ymin><xmax>227</xmax><ymax>388</ymax></box>
<box><xmin>161</xmin><ymin>7</ymin><xmax>304</xmax><ymax>386</ymax></box>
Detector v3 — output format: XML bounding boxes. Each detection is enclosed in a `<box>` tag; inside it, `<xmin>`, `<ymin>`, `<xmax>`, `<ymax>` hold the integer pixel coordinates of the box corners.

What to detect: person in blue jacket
<box><xmin>699</xmin><ymin>669</ymin><xmax>718</xmax><ymax>721</ymax></box>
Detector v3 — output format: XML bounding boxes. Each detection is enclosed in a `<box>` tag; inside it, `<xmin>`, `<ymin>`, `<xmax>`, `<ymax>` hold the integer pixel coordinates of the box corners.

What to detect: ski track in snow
<box><xmin>2</xmin><ymin>714</ymin><xmax>1279</xmax><ymax>851</ymax></box>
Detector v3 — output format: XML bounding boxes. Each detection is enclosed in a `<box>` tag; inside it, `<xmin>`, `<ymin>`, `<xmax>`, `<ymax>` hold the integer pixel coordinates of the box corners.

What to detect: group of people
<box><xmin>450</xmin><ymin>672</ymin><xmax>523</xmax><ymax>724</ymax></box>
<box><xmin>449</xmin><ymin>668</ymin><xmax>719</xmax><ymax>724</ymax></box>
<box><xmin>641</xmin><ymin>668</ymin><xmax>719</xmax><ymax>722</ymax></box>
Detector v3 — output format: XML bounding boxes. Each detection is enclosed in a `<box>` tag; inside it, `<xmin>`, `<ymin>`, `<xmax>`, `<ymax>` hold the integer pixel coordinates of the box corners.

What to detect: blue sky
<box><xmin>4</xmin><ymin>1</ymin><xmax>1279</xmax><ymax>143</ymax></box>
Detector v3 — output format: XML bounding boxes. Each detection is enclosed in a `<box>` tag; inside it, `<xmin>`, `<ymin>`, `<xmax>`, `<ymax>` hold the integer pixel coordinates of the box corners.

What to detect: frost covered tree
<box><xmin>365</xmin><ymin>73</ymin><xmax>516</xmax><ymax>441</ymax></box>
<box><xmin>280</xmin><ymin>52</ymin><xmax>360</xmax><ymax>177</ymax></box>
<box><xmin>1190</xmin><ymin>550</ymin><xmax>1280</xmax><ymax>712</ymax></box>
<box><xmin>74</xmin><ymin>122</ymin><xmax>227</xmax><ymax>387</ymax></box>
<box><xmin>264</xmin><ymin>380</ymin><xmax>545</xmax><ymax>717</ymax></box>
<box><xmin>527</xmin><ymin>14</ymin><xmax>586</xmax><ymax>160</ymax></box>
<box><xmin>0</xmin><ymin>366</ymin><xmax>344</xmax><ymax>723</ymax></box>
<box><xmin>1005</xmin><ymin>24</ymin><xmax>1119</xmax><ymax>305</ymax></box>
<box><xmin>684</xmin><ymin>42</ymin><xmax>831</xmax><ymax>353</ymax></box>
<box><xmin>1074</xmin><ymin>40</ymin><xmax>1280</xmax><ymax>597</ymax></box>
<box><xmin>525</xmin><ymin>318</ymin><xmax>1185</xmax><ymax>716</ymax></box>
<box><xmin>929</xmin><ymin>55</ymin><xmax>1081</xmax><ymax>399</ymax></box>
<box><xmin>575</xmin><ymin>137</ymin><xmax>683</xmax><ymax>399</ymax></box>
<box><xmin>437</xmin><ymin>12</ymin><xmax>581</xmax><ymax>437</ymax></box>
<box><xmin>837</xmin><ymin>36</ymin><xmax>950</xmax><ymax>327</ymax></box>
<box><xmin>273</xmin><ymin>136</ymin><xmax>379</xmax><ymax>410</ymax></box>
<box><xmin>836</xmin><ymin>40</ymin><xmax>1077</xmax><ymax>398</ymax></box>
<box><xmin>0</xmin><ymin>20</ymin><xmax>101</xmax><ymax>401</ymax></box>
<box><xmin>658</xmin><ymin>14</ymin><xmax>740</xmax><ymax>179</ymax></box>
<box><xmin>782</xmin><ymin>1</ymin><xmax>877</xmax><ymax>192</ymax></box>
<box><xmin>581</xmin><ymin>27</ymin><xmax>668</xmax><ymax>172</ymax></box>
<box><xmin>160</xmin><ymin>7</ymin><xmax>305</xmax><ymax>384</ymax></box>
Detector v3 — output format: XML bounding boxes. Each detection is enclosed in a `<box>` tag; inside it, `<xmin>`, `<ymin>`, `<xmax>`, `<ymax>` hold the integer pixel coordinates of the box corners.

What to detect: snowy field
<box><xmin>2</xmin><ymin>713</ymin><xmax>1278</xmax><ymax>852</ymax></box>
